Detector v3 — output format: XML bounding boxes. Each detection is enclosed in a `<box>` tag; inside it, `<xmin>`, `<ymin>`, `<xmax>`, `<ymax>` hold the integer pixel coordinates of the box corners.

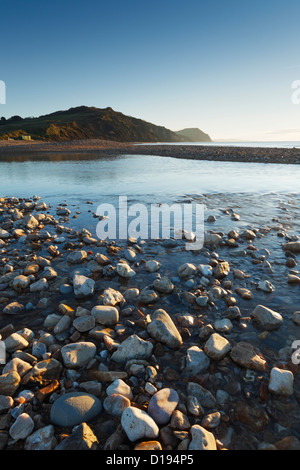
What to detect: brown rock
<box><xmin>134</xmin><ymin>441</ymin><xmax>163</xmax><ymax>450</ymax></box>
<box><xmin>230</xmin><ymin>342</ymin><xmax>267</xmax><ymax>371</ymax></box>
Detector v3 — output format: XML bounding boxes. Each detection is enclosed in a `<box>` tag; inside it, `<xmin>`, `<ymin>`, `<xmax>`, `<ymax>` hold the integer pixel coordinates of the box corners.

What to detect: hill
<box><xmin>0</xmin><ymin>106</ymin><xmax>207</xmax><ymax>143</ymax></box>
<box><xmin>175</xmin><ymin>128</ymin><xmax>212</xmax><ymax>142</ymax></box>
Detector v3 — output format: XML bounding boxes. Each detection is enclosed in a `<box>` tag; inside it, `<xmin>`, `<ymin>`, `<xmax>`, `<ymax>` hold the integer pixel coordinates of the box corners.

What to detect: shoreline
<box><xmin>1</xmin><ymin>139</ymin><xmax>300</xmax><ymax>164</ymax></box>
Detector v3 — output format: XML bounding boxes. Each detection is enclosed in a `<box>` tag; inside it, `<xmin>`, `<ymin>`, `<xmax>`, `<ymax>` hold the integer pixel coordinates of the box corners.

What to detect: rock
<box><xmin>50</xmin><ymin>392</ymin><xmax>102</xmax><ymax>427</ymax></box>
<box><xmin>3</xmin><ymin>302</ymin><xmax>25</xmax><ymax>315</ymax></box>
<box><xmin>204</xmin><ymin>233</ymin><xmax>222</xmax><ymax>247</ymax></box>
<box><xmin>23</xmin><ymin>214</ymin><xmax>39</xmax><ymax>229</ymax></box>
<box><xmin>123</xmin><ymin>288</ymin><xmax>139</xmax><ymax>300</ymax></box>
<box><xmin>4</xmin><ymin>333</ymin><xmax>29</xmax><ymax>353</ymax></box>
<box><xmin>147</xmin><ymin>388</ymin><xmax>179</xmax><ymax>425</ymax></box>
<box><xmin>124</xmin><ymin>248</ymin><xmax>136</xmax><ymax>262</ymax></box>
<box><xmin>121</xmin><ymin>406</ymin><xmax>159</xmax><ymax>442</ymax></box>
<box><xmin>0</xmin><ymin>229</ymin><xmax>10</xmax><ymax>239</ymax></box>
<box><xmin>214</xmin><ymin>318</ymin><xmax>233</xmax><ymax>333</ymax></box>
<box><xmin>169</xmin><ymin>410</ymin><xmax>191</xmax><ymax>430</ymax></box>
<box><xmin>139</xmin><ymin>288</ymin><xmax>159</xmax><ymax>304</ymax></box>
<box><xmin>257</xmin><ymin>280</ymin><xmax>275</xmax><ymax>292</ymax></box>
<box><xmin>95</xmin><ymin>253</ymin><xmax>110</xmax><ymax>265</ymax></box>
<box><xmin>0</xmin><ymin>371</ymin><xmax>21</xmax><ymax>396</ymax></box>
<box><xmin>214</xmin><ymin>261</ymin><xmax>230</xmax><ymax>279</ymax></box>
<box><xmin>111</xmin><ymin>335</ymin><xmax>153</xmax><ymax>364</ymax></box>
<box><xmin>116</xmin><ymin>263</ymin><xmax>136</xmax><ymax>278</ymax></box>
<box><xmin>201</xmin><ymin>411</ymin><xmax>221</xmax><ymax>429</ymax></box>
<box><xmin>103</xmin><ymin>394</ymin><xmax>131</xmax><ymax>416</ymax></box>
<box><xmin>134</xmin><ymin>441</ymin><xmax>162</xmax><ymax>450</ymax></box>
<box><xmin>91</xmin><ymin>305</ymin><xmax>119</xmax><ymax>326</ymax></box>
<box><xmin>0</xmin><ymin>395</ymin><xmax>14</xmax><ymax>413</ymax></box>
<box><xmin>73</xmin><ymin>274</ymin><xmax>95</xmax><ymax>298</ymax></box>
<box><xmin>53</xmin><ymin>315</ymin><xmax>72</xmax><ymax>335</ymax></box>
<box><xmin>145</xmin><ymin>260</ymin><xmax>161</xmax><ymax>272</ymax></box>
<box><xmin>204</xmin><ymin>333</ymin><xmax>231</xmax><ymax>360</ymax></box>
<box><xmin>198</xmin><ymin>264</ymin><xmax>213</xmax><ymax>277</ymax></box>
<box><xmin>230</xmin><ymin>342</ymin><xmax>267</xmax><ymax>371</ymax></box>
<box><xmin>236</xmin><ymin>401</ymin><xmax>269</xmax><ymax>432</ymax></box>
<box><xmin>24</xmin><ymin>425</ymin><xmax>57</xmax><ymax>450</ymax></box>
<box><xmin>106</xmin><ymin>379</ymin><xmax>133</xmax><ymax>400</ymax></box>
<box><xmin>67</xmin><ymin>250</ymin><xmax>87</xmax><ymax>264</ymax></box>
<box><xmin>147</xmin><ymin>309</ymin><xmax>182</xmax><ymax>349</ymax></box>
<box><xmin>55</xmin><ymin>423</ymin><xmax>98</xmax><ymax>450</ymax></box>
<box><xmin>12</xmin><ymin>275</ymin><xmax>30</xmax><ymax>290</ymax></box>
<box><xmin>30</xmin><ymin>278</ymin><xmax>48</xmax><ymax>293</ymax></box>
<box><xmin>189</xmin><ymin>424</ymin><xmax>217</xmax><ymax>450</ymax></box>
<box><xmin>275</xmin><ymin>436</ymin><xmax>300</xmax><ymax>450</ymax></box>
<box><xmin>186</xmin><ymin>382</ymin><xmax>216</xmax><ymax>409</ymax></box>
<box><xmin>22</xmin><ymin>359</ymin><xmax>63</xmax><ymax>386</ymax></box>
<box><xmin>178</xmin><ymin>263</ymin><xmax>197</xmax><ymax>278</ymax></box>
<box><xmin>283</xmin><ymin>241</ymin><xmax>300</xmax><ymax>253</ymax></box>
<box><xmin>196</xmin><ymin>295</ymin><xmax>209</xmax><ymax>307</ymax></box>
<box><xmin>268</xmin><ymin>367</ymin><xmax>294</xmax><ymax>396</ymax></box>
<box><xmin>184</xmin><ymin>346</ymin><xmax>210</xmax><ymax>375</ymax></box>
<box><xmin>3</xmin><ymin>358</ymin><xmax>32</xmax><ymax>377</ymax></box>
<box><xmin>235</xmin><ymin>287</ymin><xmax>253</xmax><ymax>300</ymax></box>
<box><xmin>35</xmin><ymin>200</ymin><xmax>48</xmax><ymax>210</ymax></box>
<box><xmin>292</xmin><ymin>311</ymin><xmax>300</xmax><ymax>326</ymax></box>
<box><xmin>61</xmin><ymin>342</ymin><xmax>97</xmax><ymax>369</ymax></box>
<box><xmin>73</xmin><ymin>315</ymin><xmax>95</xmax><ymax>332</ymax></box>
<box><xmin>288</xmin><ymin>274</ymin><xmax>300</xmax><ymax>284</ymax></box>
<box><xmin>24</xmin><ymin>263</ymin><xmax>40</xmax><ymax>275</ymax></box>
<box><xmin>199</xmin><ymin>324</ymin><xmax>214</xmax><ymax>341</ymax></box>
<box><xmin>252</xmin><ymin>304</ymin><xmax>283</xmax><ymax>331</ymax></box>
<box><xmin>103</xmin><ymin>288</ymin><xmax>124</xmax><ymax>306</ymax></box>
<box><xmin>153</xmin><ymin>276</ymin><xmax>174</xmax><ymax>294</ymax></box>
<box><xmin>9</xmin><ymin>413</ymin><xmax>34</xmax><ymax>441</ymax></box>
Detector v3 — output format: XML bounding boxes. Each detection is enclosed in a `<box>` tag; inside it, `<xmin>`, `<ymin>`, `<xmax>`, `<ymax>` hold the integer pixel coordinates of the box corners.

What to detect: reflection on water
<box><xmin>1</xmin><ymin>153</ymin><xmax>300</xmax><ymax>202</ymax></box>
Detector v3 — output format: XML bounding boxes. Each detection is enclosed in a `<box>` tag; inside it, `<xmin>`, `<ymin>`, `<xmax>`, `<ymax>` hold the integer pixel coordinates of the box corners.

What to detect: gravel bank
<box><xmin>1</xmin><ymin>140</ymin><xmax>300</xmax><ymax>165</ymax></box>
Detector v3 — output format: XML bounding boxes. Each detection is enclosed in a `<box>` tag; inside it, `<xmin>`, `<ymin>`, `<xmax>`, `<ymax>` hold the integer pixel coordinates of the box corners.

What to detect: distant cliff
<box><xmin>175</xmin><ymin>128</ymin><xmax>212</xmax><ymax>142</ymax></box>
<box><xmin>0</xmin><ymin>106</ymin><xmax>209</xmax><ymax>143</ymax></box>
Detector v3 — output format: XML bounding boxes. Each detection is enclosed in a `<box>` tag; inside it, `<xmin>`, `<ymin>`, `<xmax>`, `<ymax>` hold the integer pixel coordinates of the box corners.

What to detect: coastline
<box><xmin>1</xmin><ymin>139</ymin><xmax>300</xmax><ymax>164</ymax></box>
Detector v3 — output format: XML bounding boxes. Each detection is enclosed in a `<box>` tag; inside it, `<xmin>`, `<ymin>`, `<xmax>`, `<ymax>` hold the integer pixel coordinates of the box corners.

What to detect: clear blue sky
<box><xmin>1</xmin><ymin>0</ymin><xmax>300</xmax><ymax>141</ymax></box>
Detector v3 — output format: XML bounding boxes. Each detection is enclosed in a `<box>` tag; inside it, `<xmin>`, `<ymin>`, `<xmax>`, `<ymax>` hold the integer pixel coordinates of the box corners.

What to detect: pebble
<box><xmin>73</xmin><ymin>274</ymin><xmax>95</xmax><ymax>298</ymax></box>
<box><xmin>147</xmin><ymin>388</ymin><xmax>179</xmax><ymax>425</ymax></box>
<box><xmin>147</xmin><ymin>309</ymin><xmax>182</xmax><ymax>349</ymax></box>
<box><xmin>189</xmin><ymin>424</ymin><xmax>217</xmax><ymax>450</ymax></box>
<box><xmin>9</xmin><ymin>413</ymin><xmax>35</xmax><ymax>441</ymax></box>
<box><xmin>121</xmin><ymin>406</ymin><xmax>159</xmax><ymax>442</ymax></box>
<box><xmin>24</xmin><ymin>425</ymin><xmax>57</xmax><ymax>450</ymax></box>
<box><xmin>61</xmin><ymin>342</ymin><xmax>97</xmax><ymax>368</ymax></box>
<box><xmin>91</xmin><ymin>305</ymin><xmax>119</xmax><ymax>326</ymax></box>
<box><xmin>268</xmin><ymin>367</ymin><xmax>294</xmax><ymax>396</ymax></box>
<box><xmin>106</xmin><ymin>379</ymin><xmax>133</xmax><ymax>400</ymax></box>
<box><xmin>184</xmin><ymin>346</ymin><xmax>211</xmax><ymax>375</ymax></box>
<box><xmin>204</xmin><ymin>333</ymin><xmax>231</xmax><ymax>360</ymax></box>
<box><xmin>103</xmin><ymin>394</ymin><xmax>131</xmax><ymax>416</ymax></box>
<box><xmin>252</xmin><ymin>304</ymin><xmax>283</xmax><ymax>330</ymax></box>
<box><xmin>111</xmin><ymin>334</ymin><xmax>153</xmax><ymax>363</ymax></box>
<box><xmin>50</xmin><ymin>392</ymin><xmax>102</xmax><ymax>427</ymax></box>
<box><xmin>145</xmin><ymin>260</ymin><xmax>161</xmax><ymax>272</ymax></box>
<box><xmin>116</xmin><ymin>263</ymin><xmax>136</xmax><ymax>278</ymax></box>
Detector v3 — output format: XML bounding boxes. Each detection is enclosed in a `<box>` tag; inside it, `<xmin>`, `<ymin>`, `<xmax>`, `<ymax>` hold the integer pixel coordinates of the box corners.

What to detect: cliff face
<box><xmin>175</xmin><ymin>128</ymin><xmax>212</xmax><ymax>142</ymax></box>
<box><xmin>0</xmin><ymin>106</ymin><xmax>197</xmax><ymax>143</ymax></box>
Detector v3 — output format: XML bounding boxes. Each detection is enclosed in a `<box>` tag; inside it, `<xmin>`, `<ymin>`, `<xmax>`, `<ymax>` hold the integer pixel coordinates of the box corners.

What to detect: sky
<box><xmin>1</xmin><ymin>0</ymin><xmax>300</xmax><ymax>141</ymax></box>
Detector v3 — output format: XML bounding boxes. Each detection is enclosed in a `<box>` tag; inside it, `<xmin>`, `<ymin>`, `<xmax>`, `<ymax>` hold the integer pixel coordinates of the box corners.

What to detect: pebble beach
<box><xmin>0</xmin><ymin>188</ymin><xmax>300</xmax><ymax>451</ymax></box>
